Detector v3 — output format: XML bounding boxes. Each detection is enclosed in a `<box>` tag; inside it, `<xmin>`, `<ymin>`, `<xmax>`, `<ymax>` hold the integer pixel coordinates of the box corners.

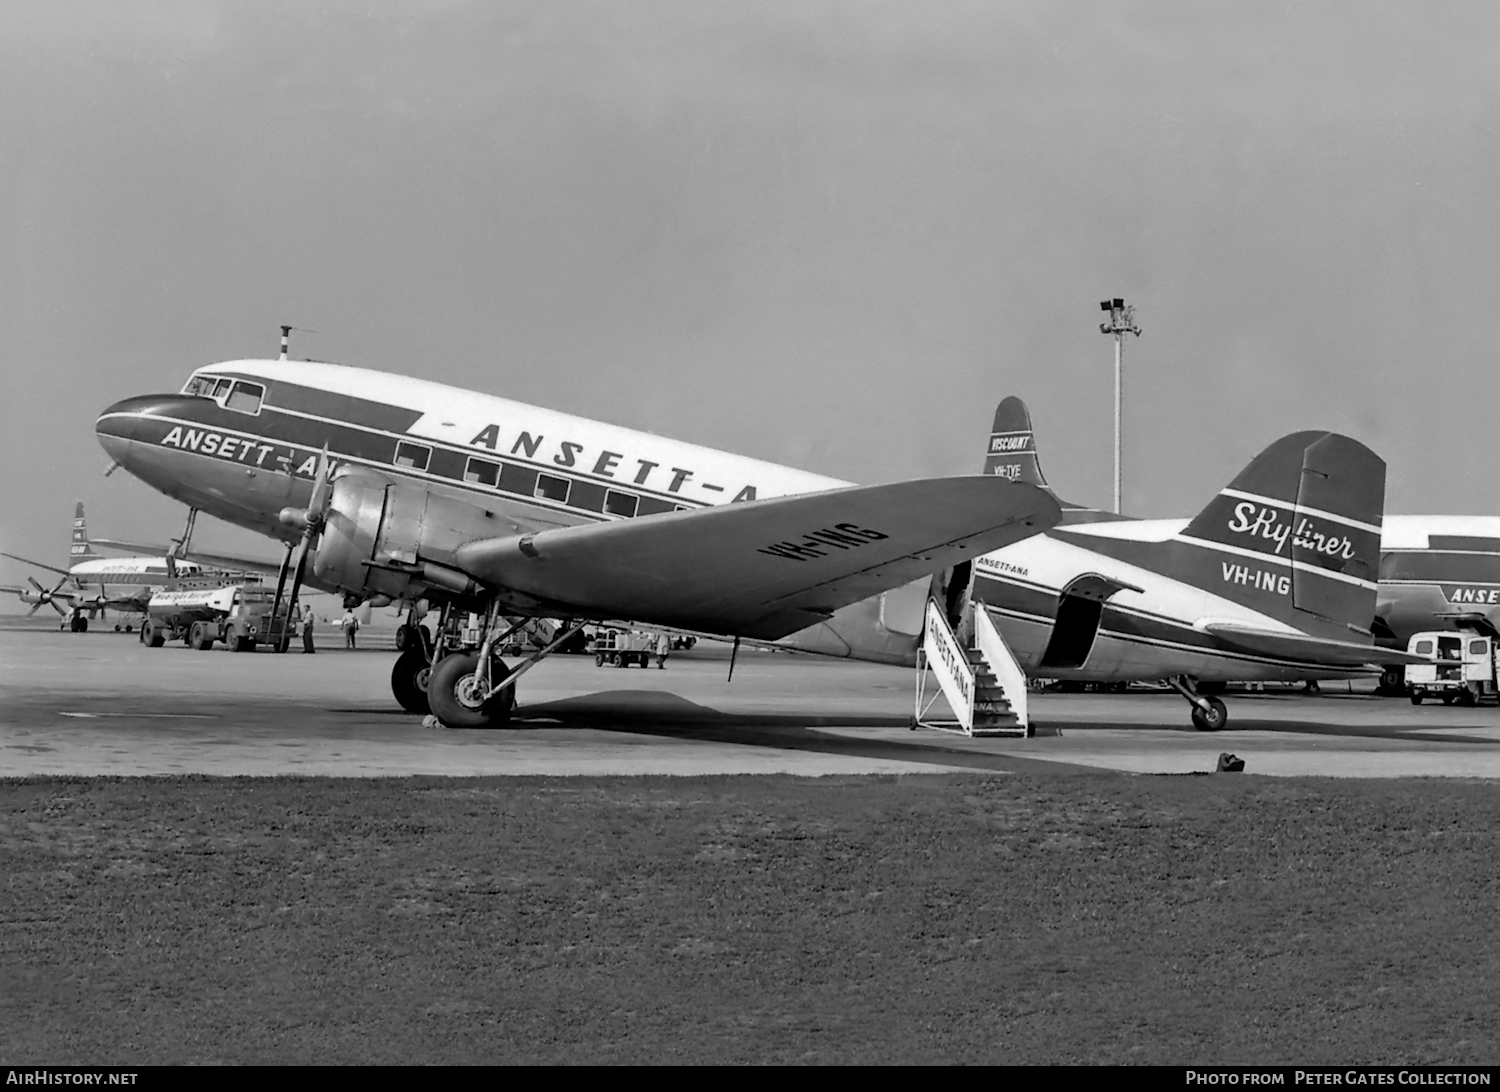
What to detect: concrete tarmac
<box><xmin>4</xmin><ymin>627</ymin><xmax>1500</xmax><ymax>778</ymax></box>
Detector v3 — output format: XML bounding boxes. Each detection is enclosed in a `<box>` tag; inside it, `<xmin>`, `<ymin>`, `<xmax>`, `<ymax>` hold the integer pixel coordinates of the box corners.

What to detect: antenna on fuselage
<box><xmin>279</xmin><ymin>325</ymin><xmax>292</xmax><ymax>362</ymax></box>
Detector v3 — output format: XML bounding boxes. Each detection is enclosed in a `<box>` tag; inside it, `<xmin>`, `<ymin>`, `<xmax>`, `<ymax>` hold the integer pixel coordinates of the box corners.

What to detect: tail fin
<box><xmin>983</xmin><ymin>397</ymin><xmax>1052</xmax><ymax>488</ymax></box>
<box><xmin>69</xmin><ymin>502</ymin><xmax>101</xmax><ymax>566</ymax></box>
<box><xmin>983</xmin><ymin>397</ymin><xmax>1115</xmax><ymax>519</ymax></box>
<box><xmin>1179</xmin><ymin>432</ymin><xmax>1384</xmax><ymax>637</ymax></box>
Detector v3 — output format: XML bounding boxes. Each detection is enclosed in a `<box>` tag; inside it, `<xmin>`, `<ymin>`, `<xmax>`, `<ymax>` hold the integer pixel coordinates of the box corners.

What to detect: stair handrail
<box><xmin>975</xmin><ymin>605</ymin><xmax>1028</xmax><ymax>730</ymax></box>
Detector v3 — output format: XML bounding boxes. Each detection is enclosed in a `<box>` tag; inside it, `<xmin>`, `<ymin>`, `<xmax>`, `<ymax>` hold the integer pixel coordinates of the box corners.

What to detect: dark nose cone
<box><xmin>96</xmin><ymin>393</ymin><xmax>199</xmax><ymax>461</ymax></box>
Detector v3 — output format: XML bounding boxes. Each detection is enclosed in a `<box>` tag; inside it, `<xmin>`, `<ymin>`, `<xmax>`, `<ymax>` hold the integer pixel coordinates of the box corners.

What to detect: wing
<box><xmin>88</xmin><ymin>537</ymin><xmax>285</xmax><ymax>576</ymax></box>
<box><xmin>456</xmin><ymin>476</ymin><xmax>1060</xmax><ymax>640</ymax></box>
<box><xmin>0</xmin><ymin>552</ymin><xmax>73</xmax><ymax>577</ymax></box>
<box><xmin>1203</xmin><ymin>623</ymin><xmax>1429</xmax><ymax>666</ymax></box>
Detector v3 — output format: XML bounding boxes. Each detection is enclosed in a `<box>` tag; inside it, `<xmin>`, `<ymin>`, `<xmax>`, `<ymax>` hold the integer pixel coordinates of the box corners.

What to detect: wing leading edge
<box><xmin>456</xmin><ymin>476</ymin><xmax>1061</xmax><ymax>640</ymax></box>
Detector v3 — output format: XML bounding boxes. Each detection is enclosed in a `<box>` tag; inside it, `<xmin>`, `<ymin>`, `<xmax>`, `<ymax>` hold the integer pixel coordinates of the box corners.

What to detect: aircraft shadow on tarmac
<box><xmin>503</xmin><ymin>690</ymin><xmax>1101</xmax><ymax>775</ymax></box>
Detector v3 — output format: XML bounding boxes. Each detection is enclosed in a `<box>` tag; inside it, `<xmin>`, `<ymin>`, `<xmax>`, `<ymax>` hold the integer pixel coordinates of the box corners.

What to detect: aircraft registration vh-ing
<box><xmin>95</xmin><ymin>352</ymin><xmax>1061</xmax><ymax>727</ymax></box>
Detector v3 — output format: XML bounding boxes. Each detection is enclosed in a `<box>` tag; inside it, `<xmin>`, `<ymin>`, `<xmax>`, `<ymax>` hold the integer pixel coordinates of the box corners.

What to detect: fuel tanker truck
<box><xmin>140</xmin><ymin>584</ymin><xmax>290</xmax><ymax>652</ymax></box>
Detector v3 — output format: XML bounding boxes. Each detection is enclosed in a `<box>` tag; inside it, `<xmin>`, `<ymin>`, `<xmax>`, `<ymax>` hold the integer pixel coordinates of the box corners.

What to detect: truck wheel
<box><xmin>189</xmin><ymin>621</ymin><xmax>214</xmax><ymax>651</ymax></box>
<box><xmin>391</xmin><ymin>649</ymin><xmax>432</xmax><ymax>714</ymax></box>
<box><xmin>427</xmin><ymin>652</ymin><xmax>514</xmax><ymax>728</ymax></box>
<box><xmin>595</xmin><ymin>652</ymin><xmax>605</xmax><ymax>667</ymax></box>
<box><xmin>232</xmin><ymin>632</ymin><xmax>253</xmax><ymax>653</ymax></box>
<box><xmin>142</xmin><ymin>620</ymin><xmax>166</xmax><ymax>648</ymax></box>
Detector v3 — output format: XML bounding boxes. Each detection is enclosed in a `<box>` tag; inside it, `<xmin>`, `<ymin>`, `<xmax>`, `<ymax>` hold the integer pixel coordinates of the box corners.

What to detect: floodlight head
<box><xmin>1100</xmin><ymin>300</ymin><xmax>1112</xmax><ymax>311</ymax></box>
<box><xmin>1112</xmin><ymin>297</ymin><xmax>1124</xmax><ymax>309</ymax></box>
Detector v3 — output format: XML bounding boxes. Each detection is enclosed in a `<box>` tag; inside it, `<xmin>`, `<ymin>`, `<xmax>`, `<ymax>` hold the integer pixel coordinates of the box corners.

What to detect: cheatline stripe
<box><xmin>977</xmin><ymin>601</ymin><xmax>1371</xmax><ymax>672</ymax></box>
<box><xmin>98</xmin><ymin>411</ymin><xmax>713</xmax><ymax>516</ymax></box>
<box><xmin>101</xmin><ymin>404</ymin><xmax>720</xmax><ymax>508</ymax></box>
<box><xmin>974</xmin><ymin>569</ymin><xmax>1323</xmax><ymax>645</ymax></box>
<box><xmin>1218</xmin><ymin>488</ymin><xmax>1383</xmax><ymax>535</ymax></box>
<box><xmin>1177</xmin><ymin>534</ymin><xmax>1380</xmax><ymax>589</ymax></box>
<box><xmin>99</xmin><ymin>416</ymin><xmax>694</xmax><ymax>525</ymax></box>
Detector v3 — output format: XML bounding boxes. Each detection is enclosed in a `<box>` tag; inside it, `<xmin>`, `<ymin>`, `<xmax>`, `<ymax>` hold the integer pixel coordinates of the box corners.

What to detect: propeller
<box><xmin>25</xmin><ymin>575</ymin><xmax>69</xmax><ymax>617</ymax></box>
<box><xmin>271</xmin><ymin>446</ymin><xmax>334</xmax><ymax>650</ymax></box>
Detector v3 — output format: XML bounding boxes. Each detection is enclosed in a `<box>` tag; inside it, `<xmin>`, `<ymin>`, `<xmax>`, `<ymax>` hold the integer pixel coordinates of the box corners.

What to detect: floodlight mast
<box><xmin>1099</xmin><ymin>298</ymin><xmax>1141</xmax><ymax>514</ymax></box>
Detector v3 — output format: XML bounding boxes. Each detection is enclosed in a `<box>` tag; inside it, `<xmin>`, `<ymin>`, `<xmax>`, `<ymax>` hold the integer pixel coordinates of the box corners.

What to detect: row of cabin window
<box><xmin>394</xmin><ymin>441</ymin><xmax>680</xmax><ymax>519</ymax></box>
<box><xmin>183</xmin><ymin>376</ymin><xmax>265</xmax><ymax>415</ymax></box>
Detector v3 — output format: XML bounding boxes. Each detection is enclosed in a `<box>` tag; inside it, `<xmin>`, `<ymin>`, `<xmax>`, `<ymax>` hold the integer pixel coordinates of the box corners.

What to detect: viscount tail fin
<box><xmin>983</xmin><ymin>397</ymin><xmax>1051</xmax><ymax>488</ymax></box>
<box><xmin>69</xmin><ymin>501</ymin><xmax>101</xmax><ymax>566</ymax></box>
<box><xmin>1178</xmin><ymin>431</ymin><xmax>1385</xmax><ymax>638</ymax></box>
<box><xmin>982</xmin><ymin>397</ymin><xmax>1109</xmax><ymax>518</ymax></box>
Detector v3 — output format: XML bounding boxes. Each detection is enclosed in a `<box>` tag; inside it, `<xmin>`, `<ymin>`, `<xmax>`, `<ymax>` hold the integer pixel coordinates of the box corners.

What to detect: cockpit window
<box><xmin>212</xmin><ymin>378</ymin><xmax>234</xmax><ymax>398</ymax></box>
<box><xmin>184</xmin><ymin>375</ymin><xmax>219</xmax><ymax>397</ymax></box>
<box><xmin>225</xmin><ymin>382</ymin><xmax>264</xmax><ymax>415</ymax></box>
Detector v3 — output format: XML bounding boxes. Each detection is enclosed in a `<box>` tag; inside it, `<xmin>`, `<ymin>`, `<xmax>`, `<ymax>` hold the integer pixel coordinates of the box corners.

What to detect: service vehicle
<box><xmin>141</xmin><ymin>584</ymin><xmax>291</xmax><ymax>652</ymax></box>
<box><xmin>1404</xmin><ymin>631</ymin><xmax>1499</xmax><ymax>706</ymax></box>
<box><xmin>593</xmin><ymin>628</ymin><xmax>664</xmax><ymax>668</ymax></box>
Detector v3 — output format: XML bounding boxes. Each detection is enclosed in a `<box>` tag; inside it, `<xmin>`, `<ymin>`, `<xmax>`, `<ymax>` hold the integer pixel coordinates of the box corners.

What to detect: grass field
<box><xmin>2</xmin><ymin>773</ymin><xmax>1497</xmax><ymax>1064</ymax></box>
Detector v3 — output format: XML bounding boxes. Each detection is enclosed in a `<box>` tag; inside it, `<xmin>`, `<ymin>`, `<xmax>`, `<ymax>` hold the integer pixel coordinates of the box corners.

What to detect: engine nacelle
<box><xmin>313</xmin><ymin>473</ymin><xmax>519</xmax><ymax>604</ymax></box>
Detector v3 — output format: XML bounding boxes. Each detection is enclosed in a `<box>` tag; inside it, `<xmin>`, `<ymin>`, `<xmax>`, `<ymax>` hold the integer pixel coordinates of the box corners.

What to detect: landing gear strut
<box><xmin>408</xmin><ymin>604</ymin><xmax>590</xmax><ymax>729</ymax></box>
<box><xmin>1167</xmin><ymin>675</ymin><xmax>1228</xmax><ymax>731</ymax></box>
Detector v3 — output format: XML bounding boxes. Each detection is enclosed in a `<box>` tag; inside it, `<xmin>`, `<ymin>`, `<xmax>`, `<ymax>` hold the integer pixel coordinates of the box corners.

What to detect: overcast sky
<box><xmin>3</xmin><ymin>2</ymin><xmax>1498</xmax><ymax>577</ymax></box>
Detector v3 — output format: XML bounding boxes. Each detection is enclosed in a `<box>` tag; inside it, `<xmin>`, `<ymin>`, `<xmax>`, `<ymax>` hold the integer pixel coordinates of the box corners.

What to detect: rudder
<box><xmin>1178</xmin><ymin>432</ymin><xmax>1384</xmax><ymax>637</ymax></box>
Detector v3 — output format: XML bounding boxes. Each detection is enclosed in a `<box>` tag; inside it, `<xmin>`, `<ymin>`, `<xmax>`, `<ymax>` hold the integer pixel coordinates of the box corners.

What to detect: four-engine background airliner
<box><xmin>1</xmin><ymin>502</ymin><xmax>213</xmax><ymax>630</ymax></box>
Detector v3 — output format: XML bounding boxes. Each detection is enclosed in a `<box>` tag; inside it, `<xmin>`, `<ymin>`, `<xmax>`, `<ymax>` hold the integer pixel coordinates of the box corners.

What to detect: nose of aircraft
<box><xmin>95</xmin><ymin>393</ymin><xmax>193</xmax><ymax>465</ymax></box>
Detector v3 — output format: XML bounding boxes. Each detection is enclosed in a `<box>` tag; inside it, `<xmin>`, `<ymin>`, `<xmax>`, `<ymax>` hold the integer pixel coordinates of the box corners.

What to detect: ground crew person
<box><xmin>301</xmin><ymin>607</ymin><xmax>316</xmax><ymax>654</ymax></box>
<box><xmin>654</xmin><ymin>630</ymin><xmax>670</xmax><ymax>669</ymax></box>
<box><xmin>341</xmin><ymin>608</ymin><xmax>359</xmax><ymax>649</ymax></box>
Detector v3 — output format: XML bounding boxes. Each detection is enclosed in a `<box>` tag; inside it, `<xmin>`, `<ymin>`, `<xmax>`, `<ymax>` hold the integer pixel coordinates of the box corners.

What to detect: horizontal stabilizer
<box><xmin>456</xmin><ymin>477</ymin><xmax>1061</xmax><ymax>640</ymax></box>
<box><xmin>1204</xmin><ymin>623</ymin><xmax>1427</xmax><ymax>666</ymax></box>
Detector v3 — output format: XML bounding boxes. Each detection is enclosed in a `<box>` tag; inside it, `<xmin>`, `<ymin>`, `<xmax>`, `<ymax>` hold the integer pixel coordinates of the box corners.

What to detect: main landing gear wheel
<box><xmin>427</xmin><ymin>652</ymin><xmax>515</xmax><ymax>729</ymax></box>
<box><xmin>1191</xmin><ymin>696</ymin><xmax>1229</xmax><ymax>732</ymax></box>
<box><xmin>391</xmin><ymin>649</ymin><xmax>433</xmax><ymax>715</ymax></box>
<box><xmin>69</xmin><ymin>616</ymin><xmax>88</xmax><ymax>633</ymax></box>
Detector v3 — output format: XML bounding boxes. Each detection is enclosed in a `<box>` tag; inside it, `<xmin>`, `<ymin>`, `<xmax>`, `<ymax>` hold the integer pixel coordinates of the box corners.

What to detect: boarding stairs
<box><xmin>915</xmin><ymin>598</ymin><xmax>1031</xmax><ymax>737</ymax></box>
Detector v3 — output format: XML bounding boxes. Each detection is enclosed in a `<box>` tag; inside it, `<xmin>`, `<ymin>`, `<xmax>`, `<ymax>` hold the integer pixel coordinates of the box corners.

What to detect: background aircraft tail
<box><xmin>983</xmin><ymin>397</ymin><xmax>1117</xmax><ymax>519</ymax></box>
<box><xmin>1178</xmin><ymin>431</ymin><xmax>1384</xmax><ymax>638</ymax></box>
<box><xmin>69</xmin><ymin>501</ymin><xmax>101</xmax><ymax>566</ymax></box>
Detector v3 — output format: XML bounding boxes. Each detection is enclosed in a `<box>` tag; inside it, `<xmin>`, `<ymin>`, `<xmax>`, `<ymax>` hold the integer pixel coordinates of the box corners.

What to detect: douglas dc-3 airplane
<box><xmin>95</xmin><ymin>351</ymin><xmax>1061</xmax><ymax>727</ymax></box>
<box><xmin>975</xmin><ymin>397</ymin><xmax>1425</xmax><ymax>726</ymax></box>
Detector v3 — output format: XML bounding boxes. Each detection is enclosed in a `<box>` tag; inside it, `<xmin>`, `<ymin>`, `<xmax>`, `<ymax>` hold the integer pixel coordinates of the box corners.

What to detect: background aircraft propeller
<box><xmin>25</xmin><ymin>575</ymin><xmax>70</xmax><ymax>617</ymax></box>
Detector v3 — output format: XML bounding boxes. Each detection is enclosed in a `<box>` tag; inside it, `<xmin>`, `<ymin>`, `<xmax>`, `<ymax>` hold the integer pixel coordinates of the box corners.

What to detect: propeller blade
<box><xmin>28</xmin><ymin>603</ymin><xmax>41</xmax><ymax>616</ymax></box>
<box><xmin>49</xmin><ymin>599</ymin><xmax>67</xmax><ymax>616</ymax></box>
<box><xmin>308</xmin><ymin>445</ymin><xmax>334</xmax><ymax>521</ymax></box>
<box><xmin>27</xmin><ymin>576</ymin><xmax>45</xmax><ymax>593</ymax></box>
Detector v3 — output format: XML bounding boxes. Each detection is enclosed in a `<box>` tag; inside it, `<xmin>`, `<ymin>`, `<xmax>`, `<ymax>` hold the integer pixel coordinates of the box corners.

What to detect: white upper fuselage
<box><xmin>69</xmin><ymin>557</ymin><xmax>203</xmax><ymax>587</ymax></box>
